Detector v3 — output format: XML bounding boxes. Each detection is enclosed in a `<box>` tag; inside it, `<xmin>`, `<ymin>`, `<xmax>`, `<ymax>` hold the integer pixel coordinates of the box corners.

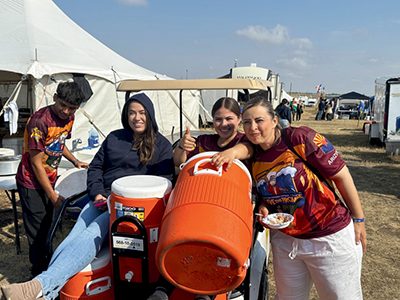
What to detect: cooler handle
<box><xmin>85</xmin><ymin>276</ymin><xmax>112</xmax><ymax>296</ymax></box>
<box><xmin>193</xmin><ymin>158</ymin><xmax>222</xmax><ymax>176</ymax></box>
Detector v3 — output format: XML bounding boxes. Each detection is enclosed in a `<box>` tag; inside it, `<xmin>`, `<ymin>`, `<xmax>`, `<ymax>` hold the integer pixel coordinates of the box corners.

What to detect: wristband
<box><xmin>178</xmin><ymin>144</ymin><xmax>185</xmax><ymax>151</ymax></box>
<box><xmin>352</xmin><ymin>217</ymin><xmax>365</xmax><ymax>223</ymax></box>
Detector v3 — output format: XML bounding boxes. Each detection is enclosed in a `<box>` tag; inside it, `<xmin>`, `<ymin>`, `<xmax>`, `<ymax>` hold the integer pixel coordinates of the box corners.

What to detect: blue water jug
<box><xmin>88</xmin><ymin>128</ymin><xmax>99</xmax><ymax>148</ymax></box>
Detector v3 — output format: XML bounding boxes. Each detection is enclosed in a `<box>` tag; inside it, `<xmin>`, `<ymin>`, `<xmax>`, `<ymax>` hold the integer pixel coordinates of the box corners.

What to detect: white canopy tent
<box><xmin>281</xmin><ymin>90</ymin><xmax>293</xmax><ymax>102</ymax></box>
<box><xmin>0</xmin><ymin>0</ymin><xmax>200</xmax><ymax>154</ymax></box>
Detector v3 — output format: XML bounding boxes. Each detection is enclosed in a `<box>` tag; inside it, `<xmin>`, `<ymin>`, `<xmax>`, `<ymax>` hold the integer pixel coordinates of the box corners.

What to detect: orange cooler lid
<box><xmin>181</xmin><ymin>151</ymin><xmax>252</xmax><ymax>184</ymax></box>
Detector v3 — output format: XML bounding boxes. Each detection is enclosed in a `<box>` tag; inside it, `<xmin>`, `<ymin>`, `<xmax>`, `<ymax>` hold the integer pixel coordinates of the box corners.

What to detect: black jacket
<box><xmin>87</xmin><ymin>93</ymin><xmax>174</xmax><ymax>199</ymax></box>
<box><xmin>275</xmin><ymin>104</ymin><xmax>292</xmax><ymax>123</ymax></box>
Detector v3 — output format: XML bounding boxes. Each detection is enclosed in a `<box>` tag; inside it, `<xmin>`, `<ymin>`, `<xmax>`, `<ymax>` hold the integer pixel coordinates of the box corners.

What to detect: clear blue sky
<box><xmin>54</xmin><ymin>0</ymin><xmax>400</xmax><ymax>96</ymax></box>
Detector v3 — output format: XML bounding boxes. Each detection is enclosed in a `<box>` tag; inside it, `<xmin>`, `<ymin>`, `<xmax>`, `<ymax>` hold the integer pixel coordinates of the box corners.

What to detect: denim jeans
<box><xmin>279</xmin><ymin>118</ymin><xmax>290</xmax><ymax>128</ymax></box>
<box><xmin>36</xmin><ymin>201</ymin><xmax>109</xmax><ymax>300</ymax></box>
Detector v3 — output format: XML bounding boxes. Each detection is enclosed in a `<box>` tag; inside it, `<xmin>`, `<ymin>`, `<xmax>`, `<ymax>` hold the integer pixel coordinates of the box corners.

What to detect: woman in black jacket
<box><xmin>2</xmin><ymin>93</ymin><xmax>174</xmax><ymax>300</ymax></box>
<box><xmin>275</xmin><ymin>98</ymin><xmax>292</xmax><ymax>128</ymax></box>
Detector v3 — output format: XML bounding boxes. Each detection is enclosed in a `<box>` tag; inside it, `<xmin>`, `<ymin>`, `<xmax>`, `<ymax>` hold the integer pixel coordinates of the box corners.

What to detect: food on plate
<box><xmin>261</xmin><ymin>213</ymin><xmax>294</xmax><ymax>229</ymax></box>
<box><xmin>268</xmin><ymin>214</ymin><xmax>292</xmax><ymax>224</ymax></box>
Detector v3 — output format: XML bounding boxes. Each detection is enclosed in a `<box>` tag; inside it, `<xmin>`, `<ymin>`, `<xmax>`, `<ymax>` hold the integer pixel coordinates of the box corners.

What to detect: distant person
<box><xmin>290</xmin><ymin>98</ymin><xmax>297</xmax><ymax>121</ymax></box>
<box><xmin>315</xmin><ymin>97</ymin><xmax>326</xmax><ymax>120</ymax></box>
<box><xmin>275</xmin><ymin>98</ymin><xmax>291</xmax><ymax>128</ymax></box>
<box><xmin>296</xmin><ymin>100</ymin><xmax>304</xmax><ymax>121</ymax></box>
<box><xmin>357</xmin><ymin>100</ymin><xmax>365</xmax><ymax>120</ymax></box>
<box><xmin>15</xmin><ymin>81</ymin><xmax>89</xmax><ymax>276</ymax></box>
<box><xmin>325</xmin><ymin>102</ymin><xmax>333</xmax><ymax>121</ymax></box>
<box><xmin>331</xmin><ymin>97</ymin><xmax>338</xmax><ymax>118</ymax></box>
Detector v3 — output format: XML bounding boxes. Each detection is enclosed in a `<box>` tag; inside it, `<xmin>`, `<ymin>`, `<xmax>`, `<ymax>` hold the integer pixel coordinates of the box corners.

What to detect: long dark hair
<box><xmin>211</xmin><ymin>97</ymin><xmax>241</xmax><ymax>118</ymax></box>
<box><xmin>121</xmin><ymin>99</ymin><xmax>156</xmax><ymax>165</ymax></box>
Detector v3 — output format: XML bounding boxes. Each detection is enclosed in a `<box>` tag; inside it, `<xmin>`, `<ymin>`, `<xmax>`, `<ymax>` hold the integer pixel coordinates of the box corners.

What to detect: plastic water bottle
<box><xmin>88</xmin><ymin>127</ymin><xmax>99</xmax><ymax>148</ymax></box>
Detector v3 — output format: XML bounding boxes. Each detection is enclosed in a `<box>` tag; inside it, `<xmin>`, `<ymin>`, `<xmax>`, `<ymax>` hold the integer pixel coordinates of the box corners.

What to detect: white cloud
<box><xmin>236</xmin><ymin>24</ymin><xmax>313</xmax><ymax>71</ymax></box>
<box><xmin>291</xmin><ymin>38</ymin><xmax>313</xmax><ymax>49</ymax></box>
<box><xmin>368</xmin><ymin>58</ymin><xmax>379</xmax><ymax>63</ymax></box>
<box><xmin>236</xmin><ymin>24</ymin><xmax>289</xmax><ymax>44</ymax></box>
<box><xmin>236</xmin><ymin>25</ymin><xmax>312</xmax><ymax>52</ymax></box>
<box><xmin>277</xmin><ymin>57</ymin><xmax>308</xmax><ymax>69</ymax></box>
<box><xmin>117</xmin><ymin>0</ymin><xmax>147</xmax><ymax>6</ymax></box>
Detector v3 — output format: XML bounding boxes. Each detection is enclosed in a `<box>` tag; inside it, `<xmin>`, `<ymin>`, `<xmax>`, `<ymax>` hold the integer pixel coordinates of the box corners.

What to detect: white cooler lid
<box><xmin>111</xmin><ymin>175</ymin><xmax>172</xmax><ymax>198</ymax></box>
<box><xmin>81</xmin><ymin>247</ymin><xmax>110</xmax><ymax>272</ymax></box>
<box><xmin>0</xmin><ymin>148</ymin><xmax>15</xmax><ymax>157</ymax></box>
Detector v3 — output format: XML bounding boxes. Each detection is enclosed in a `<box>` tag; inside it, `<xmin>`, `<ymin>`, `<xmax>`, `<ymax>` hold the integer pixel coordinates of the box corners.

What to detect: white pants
<box><xmin>270</xmin><ymin>222</ymin><xmax>363</xmax><ymax>300</ymax></box>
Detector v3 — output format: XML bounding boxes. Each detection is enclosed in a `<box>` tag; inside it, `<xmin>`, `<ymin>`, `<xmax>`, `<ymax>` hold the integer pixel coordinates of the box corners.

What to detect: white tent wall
<box><xmin>132</xmin><ymin>89</ymin><xmax>200</xmax><ymax>136</ymax></box>
<box><xmin>1</xmin><ymin>74</ymin><xmax>199</xmax><ymax>151</ymax></box>
<box><xmin>32</xmin><ymin>75</ymin><xmax>199</xmax><ymax>149</ymax></box>
<box><xmin>199</xmin><ymin>89</ymin><xmax>235</xmax><ymax>116</ymax></box>
<box><xmin>32</xmin><ymin>74</ymin><xmax>124</xmax><ymax>150</ymax></box>
<box><xmin>281</xmin><ymin>90</ymin><xmax>293</xmax><ymax>103</ymax></box>
<box><xmin>0</xmin><ymin>0</ymin><xmax>200</xmax><ymax>155</ymax></box>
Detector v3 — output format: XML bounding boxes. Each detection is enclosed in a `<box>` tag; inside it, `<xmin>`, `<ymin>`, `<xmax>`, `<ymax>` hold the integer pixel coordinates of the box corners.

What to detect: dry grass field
<box><xmin>0</xmin><ymin>107</ymin><xmax>399</xmax><ymax>299</ymax></box>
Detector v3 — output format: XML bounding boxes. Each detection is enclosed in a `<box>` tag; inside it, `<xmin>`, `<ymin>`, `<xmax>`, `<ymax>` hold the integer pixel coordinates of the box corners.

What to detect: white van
<box><xmin>369</xmin><ymin>77</ymin><xmax>400</xmax><ymax>154</ymax></box>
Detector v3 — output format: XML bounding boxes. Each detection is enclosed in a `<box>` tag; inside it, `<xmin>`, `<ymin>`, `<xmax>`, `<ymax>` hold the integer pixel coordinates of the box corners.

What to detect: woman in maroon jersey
<box><xmin>173</xmin><ymin>97</ymin><xmax>245</xmax><ymax>167</ymax></box>
<box><xmin>212</xmin><ymin>96</ymin><xmax>366</xmax><ymax>300</ymax></box>
<box><xmin>173</xmin><ymin>96</ymin><xmax>246</xmax><ymax>300</ymax></box>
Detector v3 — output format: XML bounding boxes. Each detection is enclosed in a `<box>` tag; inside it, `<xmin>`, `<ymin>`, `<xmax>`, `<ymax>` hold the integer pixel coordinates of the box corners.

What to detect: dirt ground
<box><xmin>0</xmin><ymin>108</ymin><xmax>399</xmax><ymax>299</ymax></box>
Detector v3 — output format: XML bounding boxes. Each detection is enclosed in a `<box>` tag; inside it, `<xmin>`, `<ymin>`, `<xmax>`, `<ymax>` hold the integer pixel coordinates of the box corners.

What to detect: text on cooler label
<box><xmin>112</xmin><ymin>236</ymin><xmax>144</xmax><ymax>251</ymax></box>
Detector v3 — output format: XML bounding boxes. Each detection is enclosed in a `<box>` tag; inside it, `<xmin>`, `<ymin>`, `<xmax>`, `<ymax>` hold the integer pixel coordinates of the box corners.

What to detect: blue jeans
<box><xmin>36</xmin><ymin>201</ymin><xmax>109</xmax><ymax>300</ymax></box>
<box><xmin>279</xmin><ymin>118</ymin><xmax>290</xmax><ymax>128</ymax></box>
<box><xmin>316</xmin><ymin>110</ymin><xmax>324</xmax><ymax>120</ymax></box>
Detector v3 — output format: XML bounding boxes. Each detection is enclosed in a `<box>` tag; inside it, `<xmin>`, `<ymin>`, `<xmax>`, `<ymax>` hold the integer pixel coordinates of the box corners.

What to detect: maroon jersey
<box><xmin>16</xmin><ymin>106</ymin><xmax>74</xmax><ymax>189</ymax></box>
<box><xmin>252</xmin><ymin>126</ymin><xmax>351</xmax><ymax>239</ymax></box>
<box><xmin>187</xmin><ymin>132</ymin><xmax>246</xmax><ymax>159</ymax></box>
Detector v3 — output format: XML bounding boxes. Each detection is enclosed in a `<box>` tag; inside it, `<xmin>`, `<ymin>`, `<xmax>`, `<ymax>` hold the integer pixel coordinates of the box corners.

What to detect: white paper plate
<box><xmin>262</xmin><ymin>213</ymin><xmax>294</xmax><ymax>229</ymax></box>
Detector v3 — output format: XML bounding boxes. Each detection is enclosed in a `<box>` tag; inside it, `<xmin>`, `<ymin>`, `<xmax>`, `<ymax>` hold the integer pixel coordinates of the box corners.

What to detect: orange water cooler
<box><xmin>60</xmin><ymin>247</ymin><xmax>114</xmax><ymax>300</ymax></box>
<box><xmin>156</xmin><ymin>152</ymin><xmax>253</xmax><ymax>296</ymax></box>
<box><xmin>109</xmin><ymin>175</ymin><xmax>172</xmax><ymax>298</ymax></box>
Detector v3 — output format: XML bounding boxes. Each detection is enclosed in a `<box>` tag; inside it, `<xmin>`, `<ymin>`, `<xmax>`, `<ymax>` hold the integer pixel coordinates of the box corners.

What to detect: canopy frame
<box><xmin>117</xmin><ymin>78</ymin><xmax>272</xmax><ymax>137</ymax></box>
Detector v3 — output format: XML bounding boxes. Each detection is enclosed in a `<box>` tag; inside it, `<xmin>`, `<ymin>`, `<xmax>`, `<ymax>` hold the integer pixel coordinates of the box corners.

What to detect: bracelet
<box><xmin>72</xmin><ymin>159</ymin><xmax>79</xmax><ymax>166</ymax></box>
<box><xmin>178</xmin><ymin>144</ymin><xmax>185</xmax><ymax>151</ymax></box>
<box><xmin>352</xmin><ymin>217</ymin><xmax>365</xmax><ymax>223</ymax></box>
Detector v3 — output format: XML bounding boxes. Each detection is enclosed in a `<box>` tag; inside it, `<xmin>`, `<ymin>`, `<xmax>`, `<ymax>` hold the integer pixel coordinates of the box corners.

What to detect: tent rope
<box><xmin>78</xmin><ymin>108</ymin><xmax>106</xmax><ymax>138</ymax></box>
<box><xmin>111</xmin><ymin>67</ymin><xmax>122</xmax><ymax>114</ymax></box>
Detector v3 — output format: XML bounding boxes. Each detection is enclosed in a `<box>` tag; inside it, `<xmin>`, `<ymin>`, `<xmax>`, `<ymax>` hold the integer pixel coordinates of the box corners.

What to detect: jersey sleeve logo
<box><xmin>30</xmin><ymin>127</ymin><xmax>43</xmax><ymax>142</ymax></box>
<box><xmin>313</xmin><ymin>133</ymin><xmax>334</xmax><ymax>153</ymax></box>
